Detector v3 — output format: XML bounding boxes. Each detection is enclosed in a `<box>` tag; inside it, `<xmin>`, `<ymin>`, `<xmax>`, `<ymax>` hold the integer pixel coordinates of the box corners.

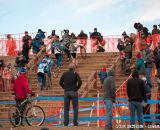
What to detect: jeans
<box><xmin>104</xmin><ymin>99</ymin><xmax>113</xmax><ymax>128</ymax></box>
<box><xmin>145</xmin><ymin>68</ymin><xmax>152</xmax><ymax>85</ymax></box>
<box><xmin>16</xmin><ymin>99</ymin><xmax>27</xmax><ymax>125</ymax></box>
<box><xmin>37</xmin><ymin>73</ymin><xmax>46</xmax><ymax>90</ymax></box>
<box><xmin>55</xmin><ymin>54</ymin><xmax>62</xmax><ymax>68</ymax></box>
<box><xmin>129</xmin><ymin>101</ymin><xmax>144</xmax><ymax>130</ymax></box>
<box><xmin>64</xmin><ymin>91</ymin><xmax>78</xmax><ymax>126</ymax></box>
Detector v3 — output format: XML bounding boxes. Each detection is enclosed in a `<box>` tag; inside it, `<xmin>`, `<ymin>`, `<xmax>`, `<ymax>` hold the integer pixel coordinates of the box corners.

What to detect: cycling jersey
<box><xmin>37</xmin><ymin>62</ymin><xmax>48</xmax><ymax>74</ymax></box>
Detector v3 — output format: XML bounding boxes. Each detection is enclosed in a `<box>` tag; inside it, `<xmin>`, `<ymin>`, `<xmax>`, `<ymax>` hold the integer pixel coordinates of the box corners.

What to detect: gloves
<box><xmin>31</xmin><ymin>92</ymin><xmax>35</xmax><ymax>97</ymax></box>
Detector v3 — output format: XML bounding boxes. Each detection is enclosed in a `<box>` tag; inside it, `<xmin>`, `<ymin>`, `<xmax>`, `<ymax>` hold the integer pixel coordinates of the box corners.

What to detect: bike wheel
<box><xmin>80</xmin><ymin>46</ymin><xmax>86</xmax><ymax>59</ymax></box>
<box><xmin>53</xmin><ymin>66</ymin><xmax>59</xmax><ymax>78</ymax></box>
<box><xmin>8</xmin><ymin>105</ymin><xmax>21</xmax><ymax>127</ymax></box>
<box><xmin>26</xmin><ymin>105</ymin><xmax>45</xmax><ymax>126</ymax></box>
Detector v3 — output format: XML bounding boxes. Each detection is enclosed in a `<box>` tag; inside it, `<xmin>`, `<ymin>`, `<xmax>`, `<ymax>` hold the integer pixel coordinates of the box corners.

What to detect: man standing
<box><xmin>127</xmin><ymin>70</ymin><xmax>147</xmax><ymax>130</ymax></box>
<box><xmin>153</xmin><ymin>42</ymin><xmax>160</xmax><ymax>76</ymax></box>
<box><xmin>103</xmin><ymin>69</ymin><xmax>116</xmax><ymax>130</ymax></box>
<box><xmin>22</xmin><ymin>31</ymin><xmax>32</xmax><ymax>63</ymax></box>
<box><xmin>59</xmin><ymin>63</ymin><xmax>82</xmax><ymax>126</ymax></box>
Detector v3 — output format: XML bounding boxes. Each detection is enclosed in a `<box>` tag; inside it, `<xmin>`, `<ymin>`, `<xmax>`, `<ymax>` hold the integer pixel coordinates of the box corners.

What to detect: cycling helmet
<box><xmin>19</xmin><ymin>67</ymin><xmax>27</xmax><ymax>73</ymax></box>
<box><xmin>42</xmin><ymin>59</ymin><xmax>47</xmax><ymax>63</ymax></box>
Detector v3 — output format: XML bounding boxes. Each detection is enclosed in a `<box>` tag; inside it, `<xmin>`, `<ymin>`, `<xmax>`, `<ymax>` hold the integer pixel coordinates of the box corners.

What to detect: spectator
<box><xmin>124</xmin><ymin>38</ymin><xmax>132</xmax><ymax>75</ymax></box>
<box><xmin>13</xmin><ymin>67</ymin><xmax>35</xmax><ymax>125</ymax></box>
<box><xmin>144</xmin><ymin>48</ymin><xmax>153</xmax><ymax>86</ymax></box>
<box><xmin>15</xmin><ymin>51</ymin><xmax>26</xmax><ymax>68</ymax></box>
<box><xmin>90</xmin><ymin>28</ymin><xmax>103</xmax><ymax>42</ymax></box>
<box><xmin>90</xmin><ymin>28</ymin><xmax>103</xmax><ymax>52</ymax></box>
<box><xmin>22</xmin><ymin>31</ymin><xmax>32</xmax><ymax>63</ymax></box>
<box><xmin>59</xmin><ymin>63</ymin><xmax>82</xmax><ymax>126</ymax></box>
<box><xmin>122</xmin><ymin>31</ymin><xmax>134</xmax><ymax>46</ymax></box>
<box><xmin>139</xmin><ymin>33</ymin><xmax>152</xmax><ymax>62</ymax></box>
<box><xmin>0</xmin><ymin>60</ymin><xmax>4</xmax><ymax>91</ymax></box>
<box><xmin>98</xmin><ymin>66</ymin><xmax>108</xmax><ymax>88</ymax></box>
<box><xmin>117</xmin><ymin>39</ymin><xmax>125</xmax><ymax>71</ymax></box>
<box><xmin>2</xmin><ymin>63</ymin><xmax>12</xmax><ymax>92</ymax></box>
<box><xmin>127</xmin><ymin>70</ymin><xmax>147</xmax><ymax>130</ymax></box>
<box><xmin>37</xmin><ymin>59</ymin><xmax>49</xmax><ymax>91</ymax></box>
<box><xmin>152</xmin><ymin>25</ymin><xmax>160</xmax><ymax>35</ymax></box>
<box><xmin>48</xmin><ymin>30</ymin><xmax>56</xmax><ymax>39</ymax></box>
<box><xmin>140</xmin><ymin>76</ymin><xmax>152</xmax><ymax>125</ymax></box>
<box><xmin>77</xmin><ymin>30</ymin><xmax>88</xmax><ymax>47</ymax></box>
<box><xmin>136</xmin><ymin>52</ymin><xmax>145</xmax><ymax>73</ymax></box>
<box><xmin>103</xmin><ymin>69</ymin><xmax>116</xmax><ymax>130</ymax></box>
<box><xmin>78</xmin><ymin>30</ymin><xmax>88</xmax><ymax>39</ymax></box>
<box><xmin>154</xmin><ymin>75</ymin><xmax>160</xmax><ymax>123</ymax></box>
<box><xmin>6</xmin><ymin>34</ymin><xmax>17</xmax><ymax>56</ymax></box>
<box><xmin>153</xmin><ymin>42</ymin><xmax>160</xmax><ymax>76</ymax></box>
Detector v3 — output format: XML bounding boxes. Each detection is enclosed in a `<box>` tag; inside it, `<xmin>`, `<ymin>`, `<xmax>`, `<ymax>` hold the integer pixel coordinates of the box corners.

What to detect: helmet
<box><xmin>19</xmin><ymin>67</ymin><xmax>27</xmax><ymax>73</ymax></box>
<box><xmin>42</xmin><ymin>59</ymin><xmax>47</xmax><ymax>63</ymax></box>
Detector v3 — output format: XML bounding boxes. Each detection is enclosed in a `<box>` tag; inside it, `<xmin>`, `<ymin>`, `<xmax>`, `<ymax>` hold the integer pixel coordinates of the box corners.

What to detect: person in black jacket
<box><xmin>153</xmin><ymin>42</ymin><xmax>160</xmax><ymax>76</ymax></box>
<box><xmin>59</xmin><ymin>63</ymin><xmax>82</xmax><ymax>126</ymax></box>
<box><xmin>15</xmin><ymin>51</ymin><xmax>26</xmax><ymax>68</ymax></box>
<box><xmin>127</xmin><ymin>70</ymin><xmax>147</xmax><ymax>130</ymax></box>
<box><xmin>22</xmin><ymin>31</ymin><xmax>32</xmax><ymax>63</ymax></box>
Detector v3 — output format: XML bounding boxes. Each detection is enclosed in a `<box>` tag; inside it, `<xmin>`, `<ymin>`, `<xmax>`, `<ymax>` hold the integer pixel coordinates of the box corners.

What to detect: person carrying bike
<box><xmin>61</xmin><ymin>29</ymin><xmax>71</xmax><ymax>59</ymax></box>
<box><xmin>69</xmin><ymin>37</ymin><xmax>81</xmax><ymax>66</ymax></box>
<box><xmin>51</xmin><ymin>35</ymin><xmax>65</xmax><ymax>70</ymax></box>
<box><xmin>43</xmin><ymin>54</ymin><xmax>53</xmax><ymax>88</ymax></box>
<box><xmin>13</xmin><ymin>67</ymin><xmax>35</xmax><ymax>125</ymax></box>
<box><xmin>37</xmin><ymin>59</ymin><xmax>49</xmax><ymax>91</ymax></box>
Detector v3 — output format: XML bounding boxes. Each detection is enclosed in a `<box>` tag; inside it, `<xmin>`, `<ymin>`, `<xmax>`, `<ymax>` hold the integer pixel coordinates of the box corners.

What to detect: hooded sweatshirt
<box><xmin>103</xmin><ymin>70</ymin><xmax>116</xmax><ymax>102</ymax></box>
<box><xmin>13</xmin><ymin>73</ymin><xmax>33</xmax><ymax>100</ymax></box>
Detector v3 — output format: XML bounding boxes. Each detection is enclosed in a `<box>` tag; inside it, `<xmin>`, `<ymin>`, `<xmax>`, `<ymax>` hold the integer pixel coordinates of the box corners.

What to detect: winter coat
<box><xmin>103</xmin><ymin>70</ymin><xmax>116</xmax><ymax>102</ymax></box>
<box><xmin>13</xmin><ymin>74</ymin><xmax>33</xmax><ymax>100</ymax></box>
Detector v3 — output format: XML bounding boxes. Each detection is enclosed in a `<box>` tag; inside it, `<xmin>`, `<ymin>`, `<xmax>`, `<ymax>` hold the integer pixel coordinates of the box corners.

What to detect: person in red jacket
<box><xmin>13</xmin><ymin>67</ymin><xmax>35</xmax><ymax>125</ymax></box>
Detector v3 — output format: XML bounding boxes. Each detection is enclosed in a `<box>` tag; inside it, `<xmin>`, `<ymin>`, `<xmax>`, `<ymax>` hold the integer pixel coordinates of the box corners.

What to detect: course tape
<box><xmin>1</xmin><ymin>115</ymin><xmax>160</xmax><ymax>122</ymax></box>
<box><xmin>0</xmin><ymin>97</ymin><xmax>160</xmax><ymax>105</ymax></box>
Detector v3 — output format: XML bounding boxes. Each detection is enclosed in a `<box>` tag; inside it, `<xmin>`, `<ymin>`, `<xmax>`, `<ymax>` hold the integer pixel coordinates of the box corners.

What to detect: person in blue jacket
<box><xmin>37</xmin><ymin>59</ymin><xmax>49</xmax><ymax>90</ymax></box>
<box><xmin>51</xmin><ymin>36</ymin><xmax>66</xmax><ymax>69</ymax></box>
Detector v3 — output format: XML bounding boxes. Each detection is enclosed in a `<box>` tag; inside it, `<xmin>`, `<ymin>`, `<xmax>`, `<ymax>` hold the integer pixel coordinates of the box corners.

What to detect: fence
<box><xmin>0</xmin><ymin>96</ymin><xmax>159</xmax><ymax>127</ymax></box>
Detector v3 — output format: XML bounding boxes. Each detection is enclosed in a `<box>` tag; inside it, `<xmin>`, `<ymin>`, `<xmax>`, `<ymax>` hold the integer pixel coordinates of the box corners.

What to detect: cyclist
<box><xmin>37</xmin><ymin>59</ymin><xmax>49</xmax><ymax>90</ymax></box>
<box><xmin>69</xmin><ymin>37</ymin><xmax>81</xmax><ymax>66</ymax></box>
<box><xmin>43</xmin><ymin>54</ymin><xmax>53</xmax><ymax>88</ymax></box>
<box><xmin>61</xmin><ymin>29</ymin><xmax>71</xmax><ymax>59</ymax></box>
<box><xmin>32</xmin><ymin>29</ymin><xmax>45</xmax><ymax>54</ymax></box>
<box><xmin>51</xmin><ymin>35</ymin><xmax>65</xmax><ymax>70</ymax></box>
<box><xmin>13</xmin><ymin>67</ymin><xmax>35</xmax><ymax>125</ymax></box>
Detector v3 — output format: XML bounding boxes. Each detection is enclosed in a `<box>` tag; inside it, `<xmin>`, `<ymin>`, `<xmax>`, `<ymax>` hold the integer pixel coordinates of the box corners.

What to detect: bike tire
<box><xmin>8</xmin><ymin>105</ymin><xmax>21</xmax><ymax>127</ymax></box>
<box><xmin>26</xmin><ymin>105</ymin><xmax>45</xmax><ymax>126</ymax></box>
<box><xmin>80</xmin><ymin>46</ymin><xmax>86</xmax><ymax>59</ymax></box>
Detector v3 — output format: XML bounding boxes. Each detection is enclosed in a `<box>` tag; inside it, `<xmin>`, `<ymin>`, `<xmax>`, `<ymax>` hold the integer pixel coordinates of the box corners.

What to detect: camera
<box><xmin>134</xmin><ymin>22</ymin><xmax>149</xmax><ymax>37</ymax></box>
<box><xmin>134</xmin><ymin>22</ymin><xmax>143</xmax><ymax>32</ymax></box>
<box><xmin>63</xmin><ymin>29</ymin><xmax>69</xmax><ymax>34</ymax></box>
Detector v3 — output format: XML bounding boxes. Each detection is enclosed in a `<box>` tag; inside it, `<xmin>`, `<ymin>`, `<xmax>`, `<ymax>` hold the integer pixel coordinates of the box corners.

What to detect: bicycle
<box><xmin>8</xmin><ymin>95</ymin><xmax>45</xmax><ymax>127</ymax></box>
